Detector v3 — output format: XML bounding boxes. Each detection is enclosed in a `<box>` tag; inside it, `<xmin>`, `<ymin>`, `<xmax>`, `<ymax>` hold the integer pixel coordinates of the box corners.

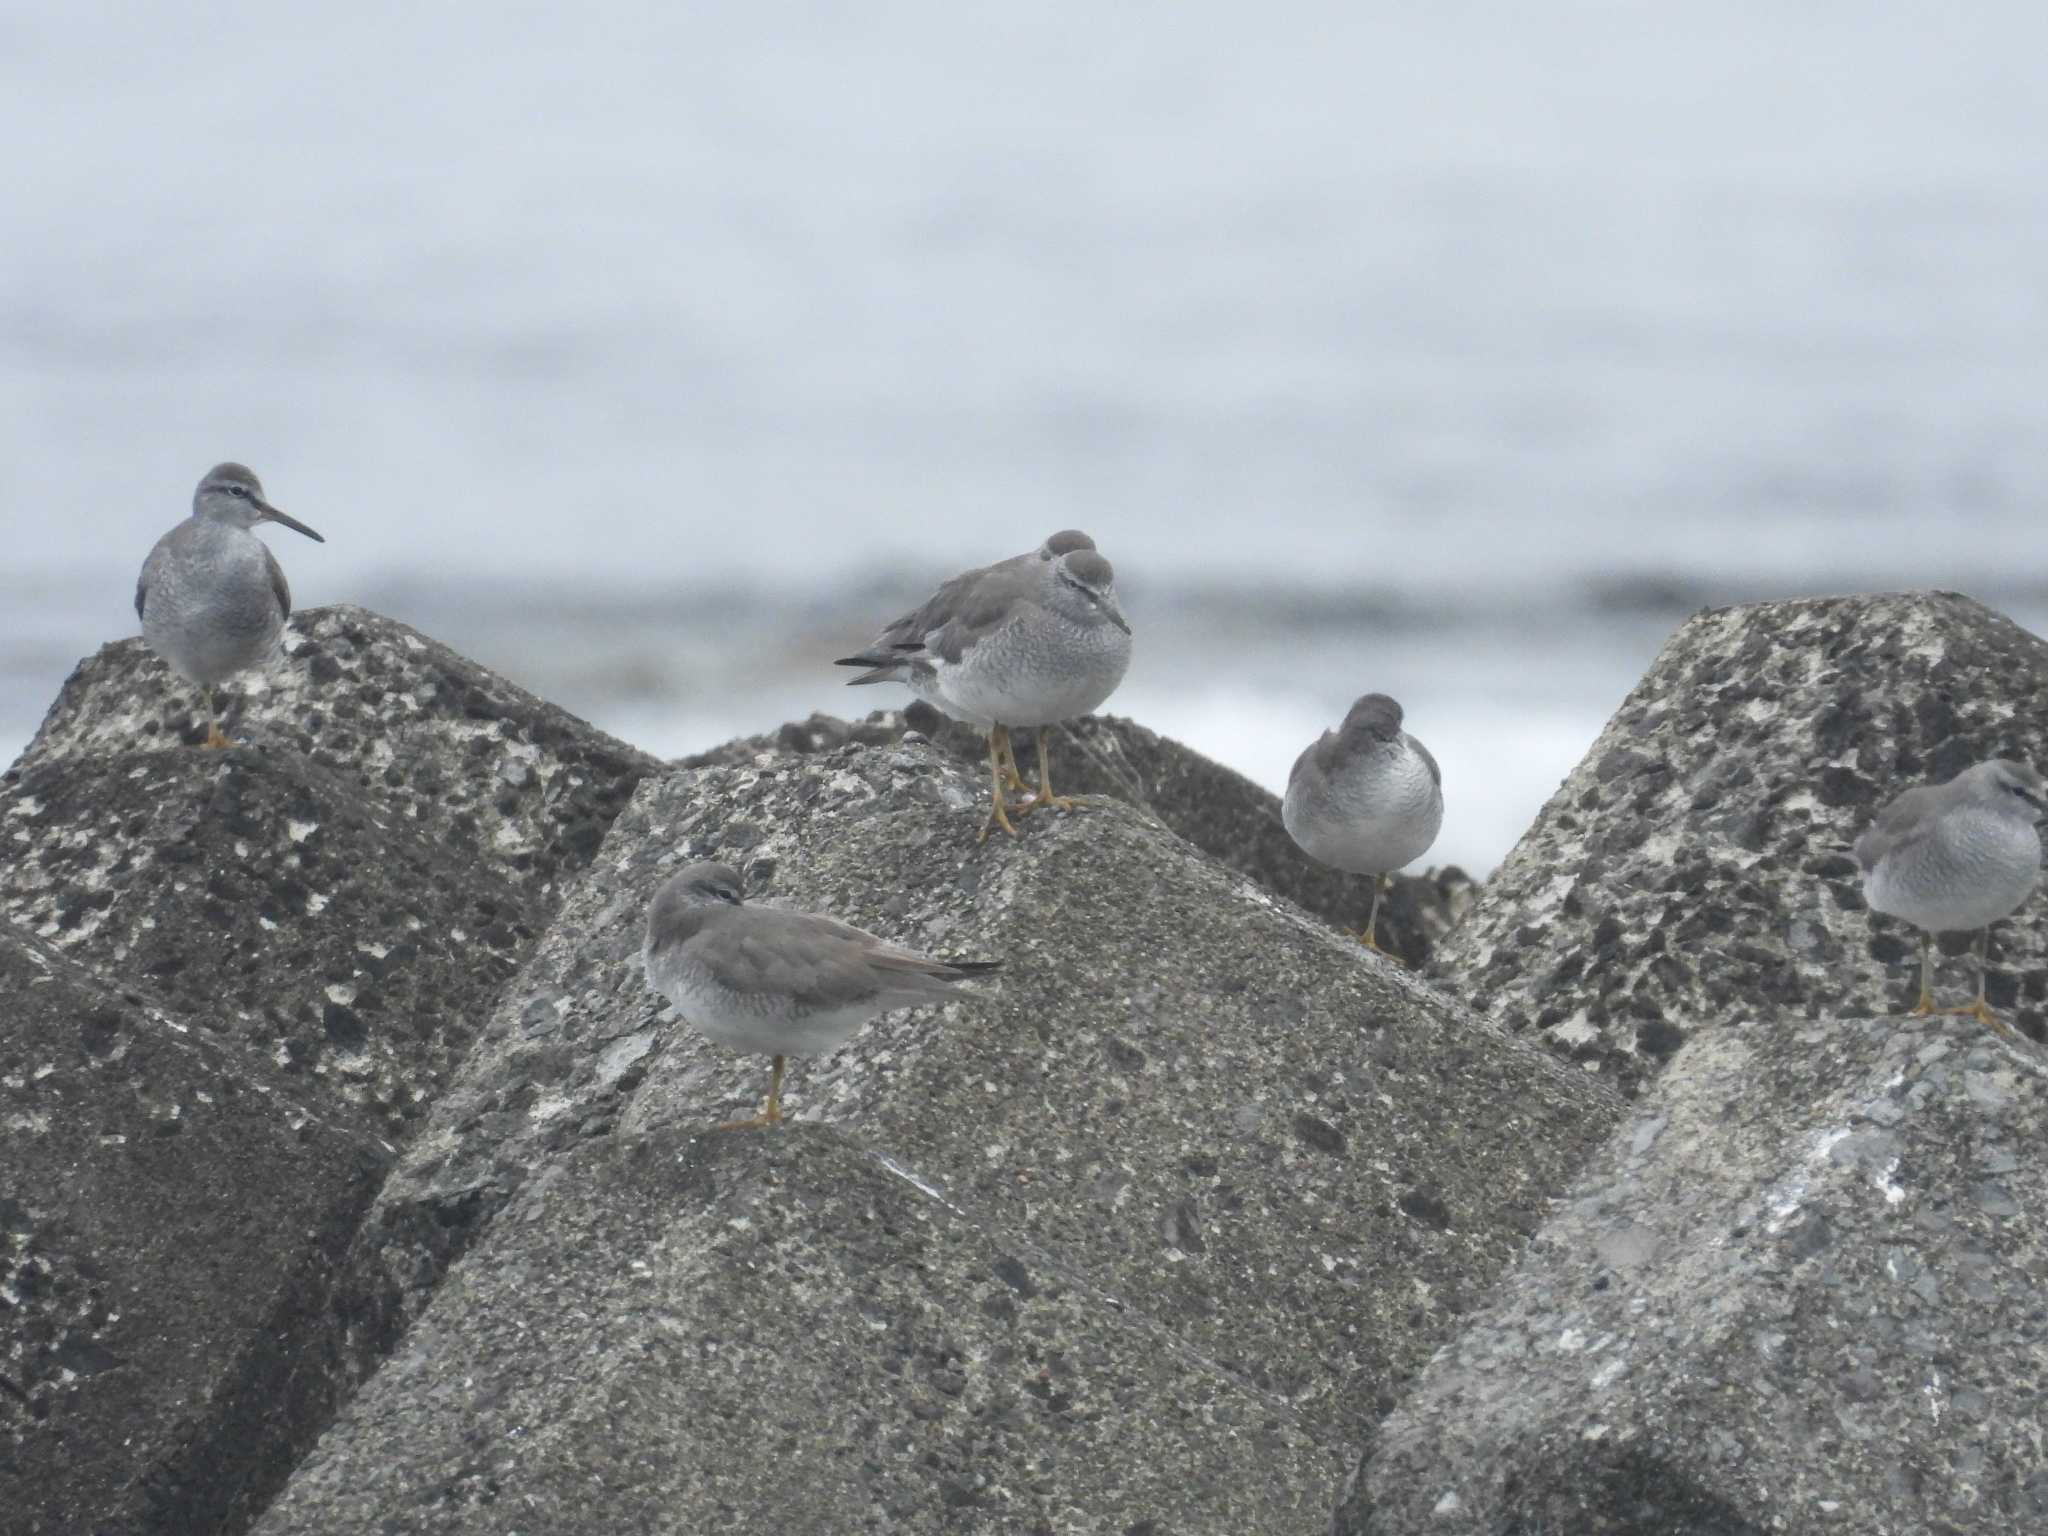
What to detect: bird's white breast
<box><xmin>644</xmin><ymin>943</ymin><xmax>880</xmax><ymax>1058</ymax></box>
<box><xmin>141</xmin><ymin>522</ymin><xmax>285</xmax><ymax>686</ymax></box>
<box><xmin>933</xmin><ymin>611</ymin><xmax>1131</xmax><ymax>728</ymax></box>
<box><xmin>1864</xmin><ymin>808</ymin><xmax>2041</xmax><ymax>933</ymax></box>
<box><xmin>1284</xmin><ymin>743</ymin><xmax>1443</xmax><ymax>876</ymax></box>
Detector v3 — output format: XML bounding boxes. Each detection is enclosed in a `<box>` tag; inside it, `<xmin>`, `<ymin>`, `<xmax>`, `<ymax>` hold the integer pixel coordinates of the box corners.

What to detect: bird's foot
<box><xmin>1012</xmin><ymin>791</ymin><xmax>1084</xmax><ymax>819</ymax></box>
<box><xmin>978</xmin><ymin>796</ymin><xmax>1026</xmax><ymax>843</ymax></box>
<box><xmin>1356</xmin><ymin>928</ymin><xmax>1389</xmax><ymax>955</ymax></box>
<box><xmin>715</xmin><ymin>1101</ymin><xmax>786</xmax><ymax>1132</ymax></box>
<box><xmin>1910</xmin><ymin>993</ymin><xmax>1939</xmax><ymax>1017</ymax></box>
<box><xmin>202</xmin><ymin>722</ymin><xmax>233</xmax><ymax>749</ymax></box>
<box><xmin>1943</xmin><ymin>999</ymin><xmax>2016</xmax><ymax>1037</ymax></box>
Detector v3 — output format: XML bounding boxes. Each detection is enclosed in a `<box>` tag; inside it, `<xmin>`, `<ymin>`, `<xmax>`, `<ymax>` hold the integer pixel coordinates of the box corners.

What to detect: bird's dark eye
<box><xmin>228</xmin><ymin>485</ymin><xmax>250</xmax><ymax>499</ymax></box>
<box><xmin>718</xmin><ymin>886</ymin><xmax>741</xmax><ymax>905</ymax></box>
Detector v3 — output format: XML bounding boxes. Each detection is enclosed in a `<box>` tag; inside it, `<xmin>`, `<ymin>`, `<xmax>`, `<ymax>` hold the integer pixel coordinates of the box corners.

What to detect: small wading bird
<box><xmin>1856</xmin><ymin>757</ymin><xmax>2045</xmax><ymax>1036</ymax></box>
<box><xmin>1282</xmin><ymin>693</ymin><xmax>1443</xmax><ymax>954</ymax></box>
<box><xmin>835</xmin><ymin>532</ymin><xmax>1131</xmax><ymax>840</ymax></box>
<box><xmin>643</xmin><ymin>861</ymin><xmax>1002</xmax><ymax>1128</ymax></box>
<box><xmin>136</xmin><ymin>462</ymin><xmax>325</xmax><ymax>746</ymax></box>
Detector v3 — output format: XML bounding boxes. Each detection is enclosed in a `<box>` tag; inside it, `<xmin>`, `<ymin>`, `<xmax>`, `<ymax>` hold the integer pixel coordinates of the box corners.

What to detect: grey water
<box><xmin>5</xmin><ymin>1</ymin><xmax>2047</xmax><ymax>871</ymax></box>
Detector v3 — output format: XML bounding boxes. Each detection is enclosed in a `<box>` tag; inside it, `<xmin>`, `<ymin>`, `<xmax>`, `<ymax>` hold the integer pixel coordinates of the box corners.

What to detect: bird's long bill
<box><xmin>258</xmin><ymin>500</ymin><xmax>326</xmax><ymax>542</ymax></box>
<box><xmin>1103</xmin><ymin>598</ymin><xmax>1131</xmax><ymax>634</ymax></box>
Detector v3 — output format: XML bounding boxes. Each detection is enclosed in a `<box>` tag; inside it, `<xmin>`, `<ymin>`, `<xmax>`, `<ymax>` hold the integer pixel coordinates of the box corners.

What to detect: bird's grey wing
<box><xmin>135</xmin><ymin>531</ymin><xmax>175</xmax><ymax>621</ymax></box>
<box><xmin>1410</xmin><ymin>735</ymin><xmax>1442</xmax><ymax>788</ymax></box>
<box><xmin>835</xmin><ymin>559</ymin><xmax>1012</xmax><ymax>676</ymax></box>
<box><xmin>264</xmin><ymin>543</ymin><xmax>291</xmax><ymax>621</ymax></box>
<box><xmin>1293</xmin><ymin>728</ymin><xmax>1349</xmax><ymax>790</ymax></box>
<box><xmin>890</xmin><ymin>552</ymin><xmax>1035</xmax><ymax>651</ymax></box>
<box><xmin>799</xmin><ymin>910</ymin><xmax>986</xmax><ymax>979</ymax></box>
<box><xmin>927</xmin><ymin>563</ymin><xmax>1034</xmax><ymax>665</ymax></box>
<box><xmin>795</xmin><ymin>909</ymin><xmax>902</xmax><ymax>948</ymax></box>
<box><xmin>712</xmin><ymin>912</ymin><xmax>895</xmax><ymax>1012</ymax></box>
<box><xmin>720</xmin><ymin>909</ymin><xmax>973</xmax><ymax>1010</ymax></box>
<box><xmin>1854</xmin><ymin>784</ymin><xmax>1939</xmax><ymax>872</ymax></box>
<box><xmin>1286</xmin><ymin>735</ymin><xmax>1325</xmax><ymax>792</ymax></box>
<box><xmin>875</xmin><ymin>563</ymin><xmax>996</xmax><ymax>653</ymax></box>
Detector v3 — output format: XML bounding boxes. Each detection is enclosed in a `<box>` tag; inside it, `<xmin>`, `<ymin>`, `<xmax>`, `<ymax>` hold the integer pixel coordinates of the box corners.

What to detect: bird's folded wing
<box><xmin>265</xmin><ymin>544</ymin><xmax>292</xmax><ymax>621</ymax></box>
<box><xmin>796</xmin><ymin>910</ymin><xmax>972</xmax><ymax>981</ymax></box>
<box><xmin>872</xmin><ymin>563</ymin><xmax>992</xmax><ymax>655</ymax></box>
<box><xmin>1287</xmin><ymin>732</ymin><xmax>1329</xmax><ymax>791</ymax></box>
<box><xmin>1854</xmin><ymin>784</ymin><xmax>1939</xmax><ymax>872</ymax></box>
<box><xmin>1411</xmin><ymin>735</ymin><xmax>1442</xmax><ymax>788</ymax></box>
<box><xmin>714</xmin><ymin>910</ymin><xmax>946</xmax><ymax>1012</ymax></box>
<box><xmin>135</xmin><ymin>535</ymin><xmax>172</xmax><ymax>621</ymax></box>
<box><xmin>927</xmin><ymin>568</ymin><xmax>1032</xmax><ymax>664</ymax></box>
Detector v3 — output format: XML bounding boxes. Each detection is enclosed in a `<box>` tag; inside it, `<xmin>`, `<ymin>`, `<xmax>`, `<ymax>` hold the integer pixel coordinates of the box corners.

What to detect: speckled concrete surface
<box><xmin>1336</xmin><ymin>1011</ymin><xmax>2048</xmax><ymax>1533</ymax></box>
<box><xmin>0</xmin><ymin>924</ymin><xmax>388</xmax><ymax>1536</ymax></box>
<box><xmin>335</xmin><ymin>734</ymin><xmax>1618</xmax><ymax>1490</ymax></box>
<box><xmin>258</xmin><ymin>1124</ymin><xmax>1340</xmax><ymax>1536</ymax></box>
<box><xmin>0</xmin><ymin>748</ymin><xmax>535</xmax><ymax>1137</ymax></box>
<box><xmin>14</xmin><ymin>604</ymin><xmax>657</xmax><ymax>897</ymax></box>
<box><xmin>1</xmin><ymin>606</ymin><xmax>658</xmax><ymax>1139</ymax></box>
<box><xmin>1</xmin><ymin>607</ymin><xmax>657</xmax><ymax>1534</ymax></box>
<box><xmin>1431</xmin><ymin>592</ymin><xmax>2048</xmax><ymax>1094</ymax></box>
<box><xmin>684</xmin><ymin>707</ymin><xmax>1481</xmax><ymax>967</ymax></box>
<box><xmin>22</xmin><ymin>591</ymin><xmax>2041</xmax><ymax>1534</ymax></box>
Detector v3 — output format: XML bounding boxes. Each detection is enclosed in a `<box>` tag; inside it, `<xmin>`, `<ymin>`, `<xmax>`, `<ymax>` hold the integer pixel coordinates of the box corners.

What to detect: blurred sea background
<box><xmin>4</xmin><ymin>0</ymin><xmax>2046</xmax><ymax>874</ymax></box>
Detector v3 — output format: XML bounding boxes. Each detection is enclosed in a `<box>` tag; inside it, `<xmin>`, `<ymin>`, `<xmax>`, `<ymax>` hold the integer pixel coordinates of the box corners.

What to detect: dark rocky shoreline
<box><xmin>5</xmin><ymin>593</ymin><xmax>2044</xmax><ymax>1533</ymax></box>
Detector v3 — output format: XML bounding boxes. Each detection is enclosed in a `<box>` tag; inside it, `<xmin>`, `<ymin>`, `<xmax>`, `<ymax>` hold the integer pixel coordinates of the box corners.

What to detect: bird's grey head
<box><xmin>1037</xmin><ymin>529</ymin><xmax>1097</xmax><ymax>561</ymax></box>
<box><xmin>1339</xmin><ymin>693</ymin><xmax>1406</xmax><ymax>744</ymax></box>
<box><xmin>1962</xmin><ymin>759</ymin><xmax>2048</xmax><ymax>821</ymax></box>
<box><xmin>1047</xmin><ymin>548</ymin><xmax>1130</xmax><ymax>634</ymax></box>
<box><xmin>193</xmin><ymin>462</ymin><xmax>326</xmax><ymax>543</ymax></box>
<box><xmin>664</xmin><ymin>860</ymin><xmax>747</xmax><ymax>907</ymax></box>
<box><xmin>645</xmin><ymin>859</ymin><xmax>747</xmax><ymax>955</ymax></box>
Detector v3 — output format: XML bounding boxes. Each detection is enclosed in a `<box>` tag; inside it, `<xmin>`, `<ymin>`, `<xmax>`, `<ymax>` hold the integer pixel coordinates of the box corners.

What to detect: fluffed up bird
<box><xmin>1856</xmin><ymin>757</ymin><xmax>2045</xmax><ymax>1035</ymax></box>
<box><xmin>835</xmin><ymin>532</ymin><xmax>1131</xmax><ymax>840</ymax></box>
<box><xmin>1282</xmin><ymin>693</ymin><xmax>1443</xmax><ymax>954</ymax></box>
<box><xmin>643</xmin><ymin>860</ymin><xmax>1002</xmax><ymax>1128</ymax></box>
<box><xmin>136</xmin><ymin>462</ymin><xmax>325</xmax><ymax>747</ymax></box>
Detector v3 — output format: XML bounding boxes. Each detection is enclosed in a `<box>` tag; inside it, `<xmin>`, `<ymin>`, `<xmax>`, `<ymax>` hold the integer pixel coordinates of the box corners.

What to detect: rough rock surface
<box><xmin>1337</xmin><ymin>1012</ymin><xmax>2048</xmax><ymax>1534</ymax></box>
<box><xmin>1</xmin><ymin>749</ymin><xmax>535</xmax><ymax>1137</ymax></box>
<box><xmin>1</xmin><ymin>922</ymin><xmax>389</xmax><ymax>1536</ymax></box>
<box><xmin>258</xmin><ymin>1125</ymin><xmax>1336</xmax><ymax>1536</ymax></box>
<box><xmin>17</xmin><ymin>603</ymin><xmax>656</xmax><ymax>896</ymax></box>
<box><xmin>2</xmin><ymin>606</ymin><xmax>656</xmax><ymax>1535</ymax></box>
<box><xmin>3</xmin><ymin>606</ymin><xmax>657</xmax><ymax>1138</ymax></box>
<box><xmin>29</xmin><ymin>589</ymin><xmax>2038</xmax><ymax>1533</ymax></box>
<box><xmin>1431</xmin><ymin>592</ymin><xmax>2048</xmax><ymax>1093</ymax></box>
<box><xmin>307</xmin><ymin>733</ymin><xmax>1618</xmax><ymax>1529</ymax></box>
<box><xmin>685</xmin><ymin>707</ymin><xmax>1480</xmax><ymax>966</ymax></box>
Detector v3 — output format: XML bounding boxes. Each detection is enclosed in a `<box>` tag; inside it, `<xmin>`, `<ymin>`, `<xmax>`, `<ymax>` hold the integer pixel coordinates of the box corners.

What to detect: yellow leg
<box><xmin>716</xmin><ymin>1055</ymin><xmax>788</xmax><ymax>1130</ymax></box>
<box><xmin>1908</xmin><ymin>932</ymin><xmax>1938</xmax><ymax>1016</ymax></box>
<box><xmin>1941</xmin><ymin>931</ymin><xmax>2016</xmax><ymax>1037</ymax></box>
<box><xmin>978</xmin><ymin>731</ymin><xmax>1024</xmax><ymax>842</ymax></box>
<box><xmin>201</xmin><ymin>686</ymin><xmax>231</xmax><ymax>749</ymax></box>
<box><xmin>1013</xmin><ymin>728</ymin><xmax>1080</xmax><ymax>817</ymax></box>
<box><xmin>1356</xmin><ymin>874</ymin><xmax>1388</xmax><ymax>954</ymax></box>
<box><xmin>994</xmin><ymin>727</ymin><xmax>1030</xmax><ymax>795</ymax></box>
